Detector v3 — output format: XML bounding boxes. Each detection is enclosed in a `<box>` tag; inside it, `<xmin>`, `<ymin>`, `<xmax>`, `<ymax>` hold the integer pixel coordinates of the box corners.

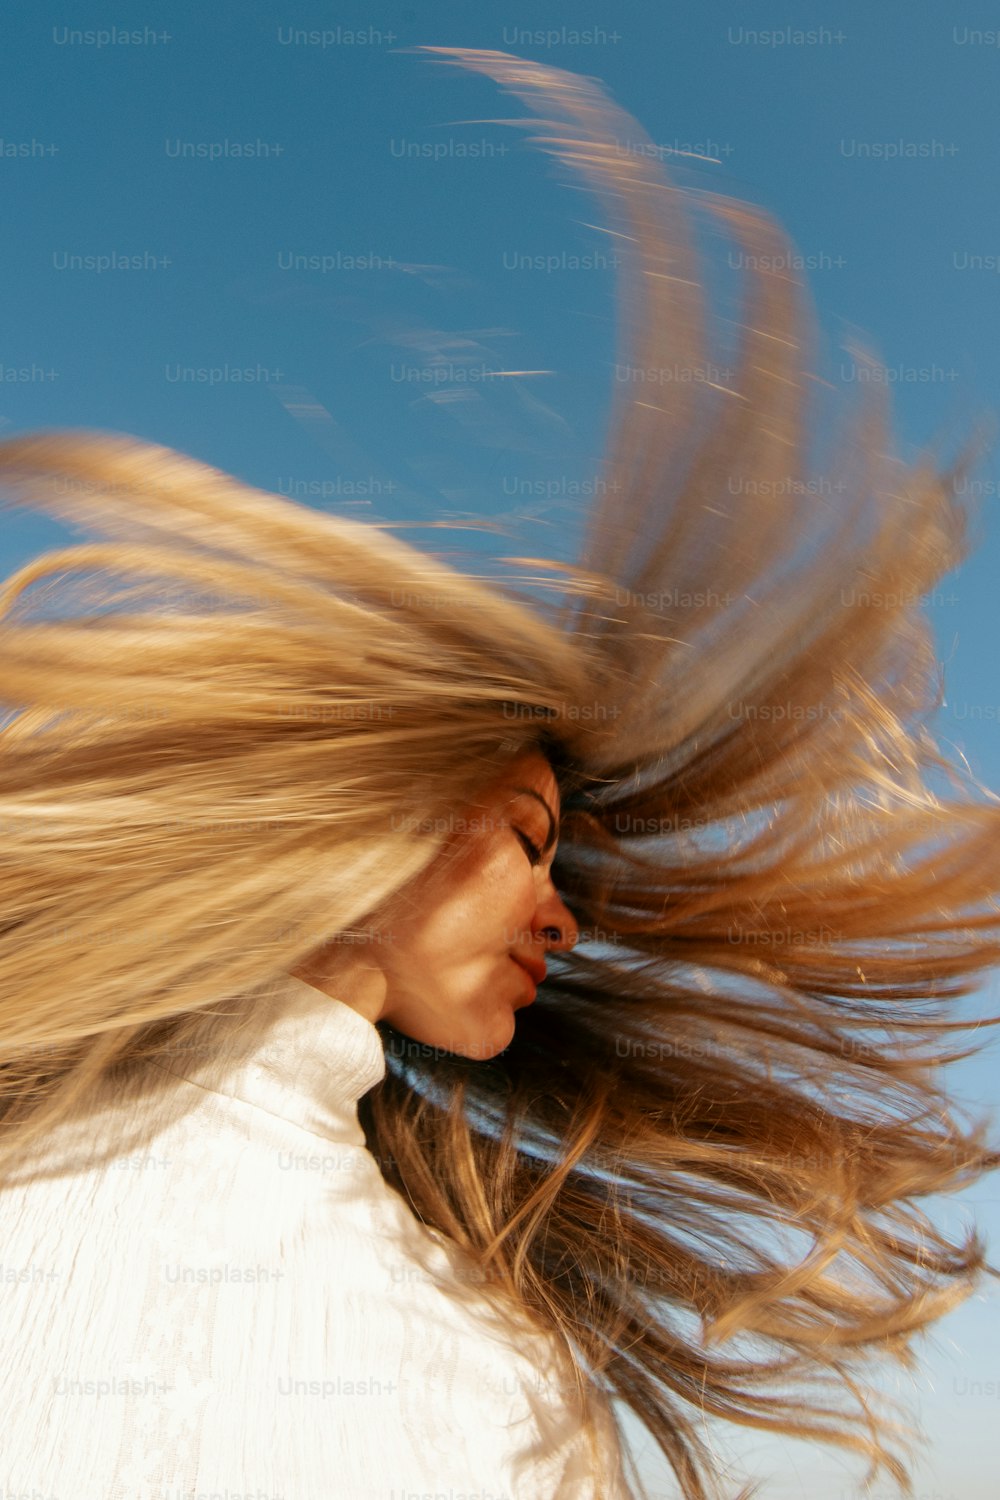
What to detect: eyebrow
<box><xmin>511</xmin><ymin>785</ymin><xmax>559</xmax><ymax>854</ymax></box>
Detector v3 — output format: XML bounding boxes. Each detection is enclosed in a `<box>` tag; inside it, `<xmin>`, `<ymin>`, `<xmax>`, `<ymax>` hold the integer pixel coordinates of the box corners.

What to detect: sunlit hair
<box><xmin>0</xmin><ymin>44</ymin><xmax>999</xmax><ymax>1500</ymax></box>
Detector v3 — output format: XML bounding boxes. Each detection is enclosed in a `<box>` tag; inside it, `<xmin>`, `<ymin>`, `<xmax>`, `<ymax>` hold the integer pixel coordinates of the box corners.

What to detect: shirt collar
<box><xmin>157</xmin><ymin>971</ymin><xmax>387</xmax><ymax>1142</ymax></box>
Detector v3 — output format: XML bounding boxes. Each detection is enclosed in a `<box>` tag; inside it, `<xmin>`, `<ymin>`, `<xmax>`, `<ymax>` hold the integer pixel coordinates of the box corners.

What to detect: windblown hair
<box><xmin>0</xmin><ymin>43</ymin><xmax>998</xmax><ymax>1500</ymax></box>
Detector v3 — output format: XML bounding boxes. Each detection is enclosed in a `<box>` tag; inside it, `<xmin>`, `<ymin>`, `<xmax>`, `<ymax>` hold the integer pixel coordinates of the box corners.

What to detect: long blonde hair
<box><xmin>0</xmin><ymin>44</ymin><xmax>998</xmax><ymax>1500</ymax></box>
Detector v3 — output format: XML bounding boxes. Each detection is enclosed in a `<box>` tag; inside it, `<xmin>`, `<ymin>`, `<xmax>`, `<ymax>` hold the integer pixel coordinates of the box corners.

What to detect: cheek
<box><xmin>481</xmin><ymin>845</ymin><xmax>539</xmax><ymax>940</ymax></box>
<box><xmin>397</xmin><ymin>842</ymin><xmax>536</xmax><ymax>958</ymax></box>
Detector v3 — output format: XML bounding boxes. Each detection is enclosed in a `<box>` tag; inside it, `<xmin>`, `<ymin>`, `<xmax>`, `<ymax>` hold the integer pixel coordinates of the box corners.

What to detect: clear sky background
<box><xmin>2</xmin><ymin>4</ymin><xmax>999</xmax><ymax>1497</ymax></box>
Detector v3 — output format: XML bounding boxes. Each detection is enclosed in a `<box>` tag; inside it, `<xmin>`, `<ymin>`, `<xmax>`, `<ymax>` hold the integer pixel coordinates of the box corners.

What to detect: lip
<box><xmin>511</xmin><ymin>954</ymin><xmax>547</xmax><ymax>987</ymax></box>
<box><xmin>511</xmin><ymin>961</ymin><xmax>537</xmax><ymax>1005</ymax></box>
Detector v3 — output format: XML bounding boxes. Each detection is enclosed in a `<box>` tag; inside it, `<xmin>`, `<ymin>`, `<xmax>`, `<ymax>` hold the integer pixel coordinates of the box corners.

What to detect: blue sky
<box><xmin>2</xmin><ymin>4</ymin><xmax>999</xmax><ymax>1496</ymax></box>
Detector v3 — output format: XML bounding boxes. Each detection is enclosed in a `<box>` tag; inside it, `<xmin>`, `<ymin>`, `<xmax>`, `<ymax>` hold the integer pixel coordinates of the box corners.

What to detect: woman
<box><xmin>0</xmin><ymin>43</ymin><xmax>998</xmax><ymax>1500</ymax></box>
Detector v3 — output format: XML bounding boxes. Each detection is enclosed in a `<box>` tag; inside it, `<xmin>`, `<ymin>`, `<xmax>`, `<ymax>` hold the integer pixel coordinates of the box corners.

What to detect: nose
<box><xmin>534</xmin><ymin>887</ymin><xmax>579</xmax><ymax>953</ymax></box>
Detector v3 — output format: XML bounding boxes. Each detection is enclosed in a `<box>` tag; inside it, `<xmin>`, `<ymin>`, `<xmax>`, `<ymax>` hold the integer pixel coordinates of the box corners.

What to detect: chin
<box><xmin>449</xmin><ymin>1026</ymin><xmax>515</xmax><ymax>1062</ymax></box>
<box><xmin>387</xmin><ymin>990</ymin><xmax>518</xmax><ymax>1060</ymax></box>
<box><xmin>449</xmin><ymin>1005</ymin><xmax>517</xmax><ymax>1061</ymax></box>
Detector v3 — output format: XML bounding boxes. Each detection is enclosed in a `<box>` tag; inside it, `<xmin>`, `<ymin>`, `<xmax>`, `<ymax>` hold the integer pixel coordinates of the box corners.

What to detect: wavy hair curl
<box><xmin>0</xmin><ymin>44</ymin><xmax>998</xmax><ymax>1500</ymax></box>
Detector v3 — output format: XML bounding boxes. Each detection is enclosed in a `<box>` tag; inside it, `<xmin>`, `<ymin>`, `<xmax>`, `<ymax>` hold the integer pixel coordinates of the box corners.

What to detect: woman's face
<box><xmin>292</xmin><ymin>750</ymin><xmax>579</xmax><ymax>1059</ymax></box>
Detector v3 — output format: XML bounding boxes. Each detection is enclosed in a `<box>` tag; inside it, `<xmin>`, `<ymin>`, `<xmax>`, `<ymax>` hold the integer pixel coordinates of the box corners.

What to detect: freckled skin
<box><xmin>290</xmin><ymin>750</ymin><xmax>579</xmax><ymax>1059</ymax></box>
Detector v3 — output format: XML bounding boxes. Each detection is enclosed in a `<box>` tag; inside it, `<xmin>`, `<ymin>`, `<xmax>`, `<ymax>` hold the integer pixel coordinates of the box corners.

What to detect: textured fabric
<box><xmin>0</xmin><ymin>971</ymin><xmax>633</xmax><ymax>1498</ymax></box>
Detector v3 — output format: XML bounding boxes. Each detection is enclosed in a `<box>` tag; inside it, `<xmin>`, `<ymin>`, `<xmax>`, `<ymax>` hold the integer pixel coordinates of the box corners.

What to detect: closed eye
<box><xmin>515</xmin><ymin>829</ymin><xmax>544</xmax><ymax>867</ymax></box>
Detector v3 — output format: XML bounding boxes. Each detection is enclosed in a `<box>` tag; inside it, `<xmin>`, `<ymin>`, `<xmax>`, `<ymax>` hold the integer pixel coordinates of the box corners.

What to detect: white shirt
<box><xmin>0</xmin><ymin>972</ymin><xmax>633</xmax><ymax>1498</ymax></box>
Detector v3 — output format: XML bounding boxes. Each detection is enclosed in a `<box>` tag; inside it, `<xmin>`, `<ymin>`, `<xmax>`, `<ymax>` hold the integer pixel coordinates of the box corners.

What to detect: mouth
<box><xmin>510</xmin><ymin>956</ymin><xmax>541</xmax><ymax>1003</ymax></box>
<box><xmin>511</xmin><ymin>952</ymin><xmax>547</xmax><ymax>985</ymax></box>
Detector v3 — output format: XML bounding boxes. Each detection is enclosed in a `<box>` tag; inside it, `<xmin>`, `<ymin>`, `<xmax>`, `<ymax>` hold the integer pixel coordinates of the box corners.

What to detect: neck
<box><xmin>289</xmin><ymin>947</ymin><xmax>389</xmax><ymax>1024</ymax></box>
